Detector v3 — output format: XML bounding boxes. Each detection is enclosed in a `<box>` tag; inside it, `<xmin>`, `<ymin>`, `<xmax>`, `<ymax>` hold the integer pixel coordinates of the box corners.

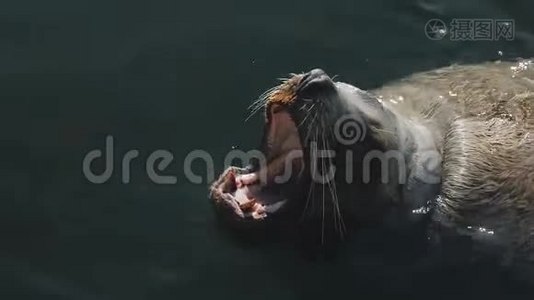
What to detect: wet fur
<box><xmin>375</xmin><ymin>60</ymin><xmax>534</xmax><ymax>261</ymax></box>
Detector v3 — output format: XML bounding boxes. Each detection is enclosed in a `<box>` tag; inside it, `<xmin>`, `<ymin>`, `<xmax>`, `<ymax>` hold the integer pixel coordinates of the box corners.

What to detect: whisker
<box><xmin>322</xmin><ymin>132</ymin><xmax>342</xmax><ymax>236</ymax></box>
<box><xmin>321</xmin><ymin>150</ymin><xmax>326</xmax><ymax>245</ymax></box>
<box><xmin>300</xmin><ymin>180</ymin><xmax>315</xmax><ymax>221</ymax></box>
<box><xmin>325</xmin><ymin>138</ymin><xmax>346</xmax><ymax>238</ymax></box>
<box><xmin>301</xmin><ymin>133</ymin><xmax>317</xmax><ymax>221</ymax></box>
<box><xmin>332</xmin><ymin>179</ymin><xmax>346</xmax><ymax>236</ymax></box>
<box><xmin>245</xmin><ymin>85</ymin><xmax>281</xmax><ymax>121</ymax></box>
<box><xmin>245</xmin><ymin>107</ymin><xmax>262</xmax><ymax>122</ymax></box>
<box><xmin>322</xmin><ymin>134</ymin><xmax>337</xmax><ymax>235</ymax></box>
<box><xmin>334</xmin><ymin>191</ymin><xmax>345</xmax><ymax>232</ymax></box>
<box><xmin>298</xmin><ymin>104</ymin><xmax>316</xmax><ymax>128</ymax></box>
<box><xmin>246</xmin><ymin>103</ymin><xmax>265</xmax><ymax>120</ymax></box>
<box><xmin>305</xmin><ymin>111</ymin><xmax>319</xmax><ymax>144</ymax></box>
<box><xmin>248</xmin><ymin>89</ymin><xmax>271</xmax><ymax>110</ymax></box>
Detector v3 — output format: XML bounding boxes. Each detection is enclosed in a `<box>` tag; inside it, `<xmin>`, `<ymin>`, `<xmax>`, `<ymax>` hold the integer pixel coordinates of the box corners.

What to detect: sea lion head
<box><xmin>210</xmin><ymin>69</ymin><xmax>422</xmax><ymax>236</ymax></box>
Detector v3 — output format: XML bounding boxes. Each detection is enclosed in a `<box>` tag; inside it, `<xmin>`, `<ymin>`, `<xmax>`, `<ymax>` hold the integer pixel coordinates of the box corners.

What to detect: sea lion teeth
<box><xmin>235</xmin><ymin>173</ymin><xmax>259</xmax><ymax>187</ymax></box>
<box><xmin>251</xmin><ymin>203</ymin><xmax>267</xmax><ymax>220</ymax></box>
<box><xmin>238</xmin><ymin>198</ymin><xmax>257</xmax><ymax>211</ymax></box>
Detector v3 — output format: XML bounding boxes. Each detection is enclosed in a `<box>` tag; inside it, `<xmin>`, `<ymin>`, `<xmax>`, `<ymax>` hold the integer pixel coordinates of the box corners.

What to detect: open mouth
<box><xmin>210</xmin><ymin>101</ymin><xmax>305</xmax><ymax>221</ymax></box>
<box><xmin>209</xmin><ymin>167</ymin><xmax>289</xmax><ymax>220</ymax></box>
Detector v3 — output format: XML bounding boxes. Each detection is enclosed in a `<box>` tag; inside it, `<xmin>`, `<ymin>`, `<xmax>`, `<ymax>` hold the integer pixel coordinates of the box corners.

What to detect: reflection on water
<box><xmin>467</xmin><ymin>226</ymin><xmax>495</xmax><ymax>236</ymax></box>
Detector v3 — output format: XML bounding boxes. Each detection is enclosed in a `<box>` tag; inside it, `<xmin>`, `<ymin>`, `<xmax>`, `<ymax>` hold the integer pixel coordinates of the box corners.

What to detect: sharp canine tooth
<box><xmin>236</xmin><ymin>173</ymin><xmax>259</xmax><ymax>186</ymax></box>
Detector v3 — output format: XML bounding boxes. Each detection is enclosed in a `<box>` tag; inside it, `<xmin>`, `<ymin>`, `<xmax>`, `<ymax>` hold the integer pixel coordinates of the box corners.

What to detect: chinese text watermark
<box><xmin>425</xmin><ymin>18</ymin><xmax>514</xmax><ymax>41</ymax></box>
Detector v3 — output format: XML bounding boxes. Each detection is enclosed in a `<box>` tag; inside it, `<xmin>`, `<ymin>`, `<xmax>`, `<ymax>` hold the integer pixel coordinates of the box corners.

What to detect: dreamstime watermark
<box><xmin>334</xmin><ymin>113</ymin><xmax>367</xmax><ymax>145</ymax></box>
<box><xmin>425</xmin><ymin>18</ymin><xmax>515</xmax><ymax>41</ymax></box>
<box><xmin>82</xmin><ymin>114</ymin><xmax>441</xmax><ymax>186</ymax></box>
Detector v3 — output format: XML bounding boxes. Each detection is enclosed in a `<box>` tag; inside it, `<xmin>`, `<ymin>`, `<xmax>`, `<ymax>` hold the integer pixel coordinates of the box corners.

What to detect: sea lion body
<box><xmin>370</xmin><ymin>60</ymin><xmax>534</xmax><ymax>262</ymax></box>
<box><xmin>210</xmin><ymin>59</ymin><xmax>534</xmax><ymax>263</ymax></box>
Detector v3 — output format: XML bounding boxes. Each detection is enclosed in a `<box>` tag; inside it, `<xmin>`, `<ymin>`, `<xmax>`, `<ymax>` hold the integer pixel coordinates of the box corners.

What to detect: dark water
<box><xmin>2</xmin><ymin>0</ymin><xmax>534</xmax><ymax>299</ymax></box>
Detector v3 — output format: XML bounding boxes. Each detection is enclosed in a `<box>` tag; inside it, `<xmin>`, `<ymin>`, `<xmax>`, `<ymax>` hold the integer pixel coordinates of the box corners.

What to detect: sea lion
<box><xmin>210</xmin><ymin>60</ymin><xmax>534</xmax><ymax>261</ymax></box>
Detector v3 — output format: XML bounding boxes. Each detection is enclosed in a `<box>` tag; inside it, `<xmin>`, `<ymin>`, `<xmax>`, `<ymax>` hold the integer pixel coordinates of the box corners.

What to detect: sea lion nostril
<box><xmin>299</xmin><ymin>69</ymin><xmax>325</xmax><ymax>83</ymax></box>
<box><xmin>300</xmin><ymin>68</ymin><xmax>329</xmax><ymax>84</ymax></box>
<box><xmin>297</xmin><ymin>69</ymin><xmax>335</xmax><ymax>97</ymax></box>
<box><xmin>309</xmin><ymin>68</ymin><xmax>327</xmax><ymax>77</ymax></box>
